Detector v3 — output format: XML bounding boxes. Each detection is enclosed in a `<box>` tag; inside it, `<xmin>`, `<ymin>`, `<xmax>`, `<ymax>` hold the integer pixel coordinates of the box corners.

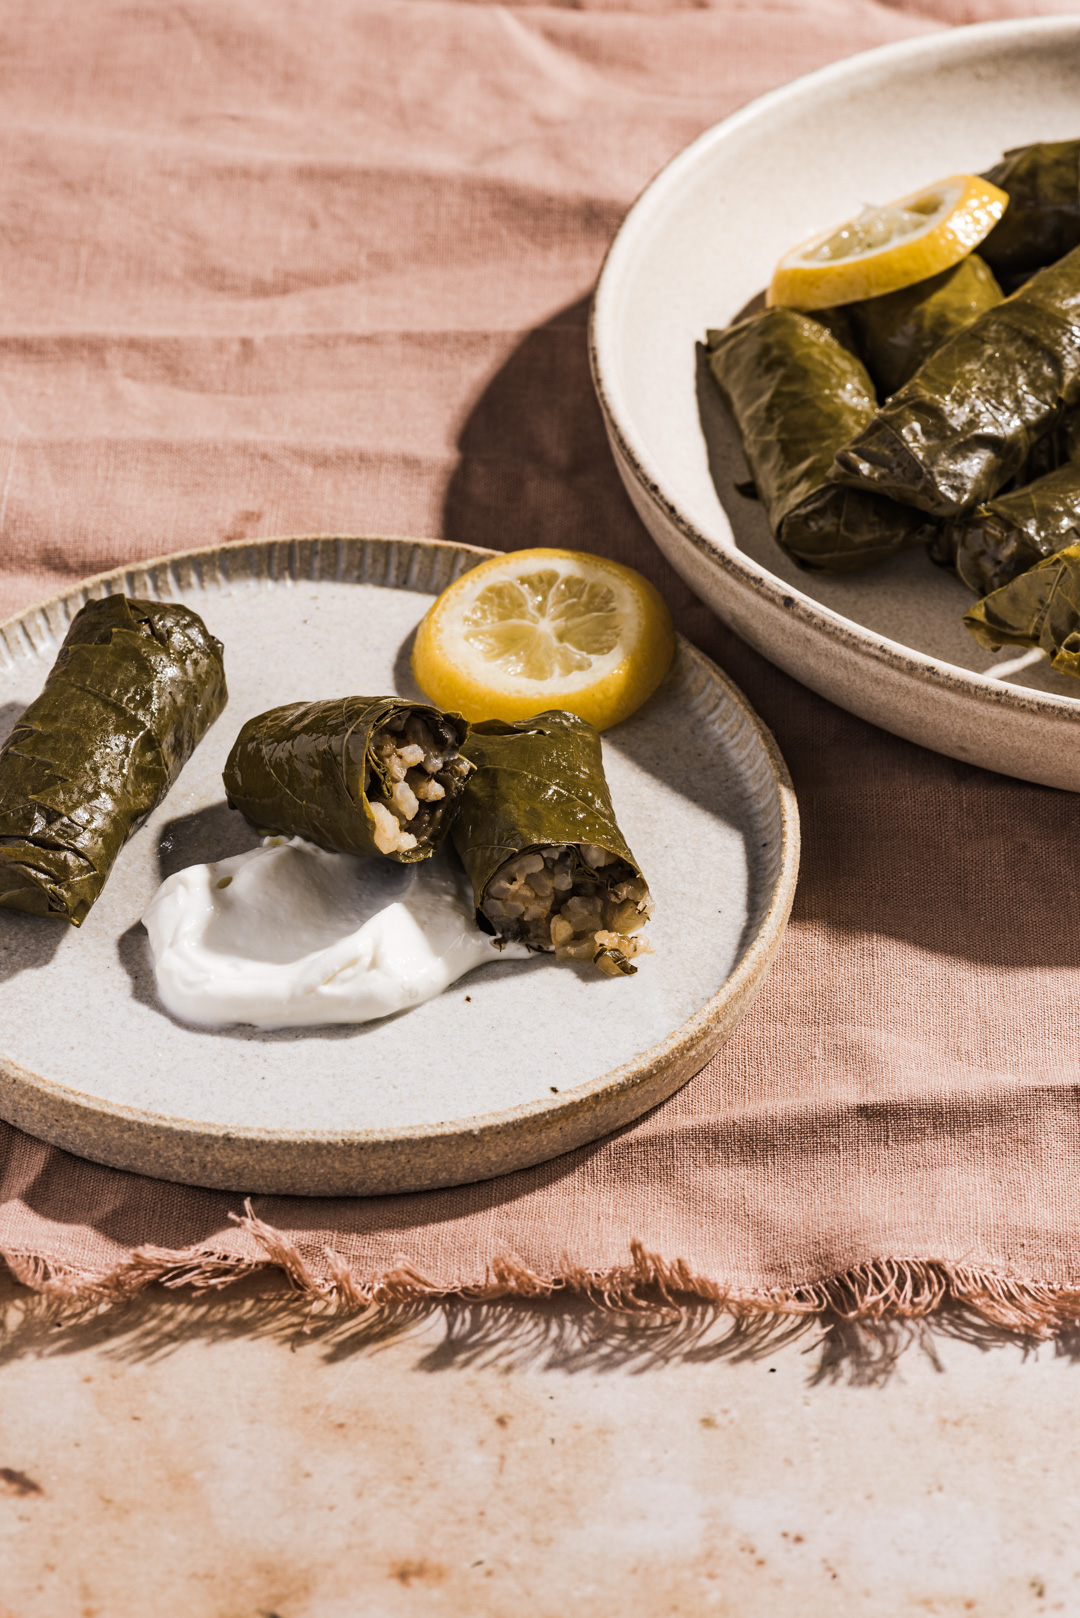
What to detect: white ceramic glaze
<box><xmin>0</xmin><ymin>537</ymin><xmax>798</xmax><ymax>1196</ymax></box>
<box><xmin>591</xmin><ymin>18</ymin><xmax>1080</xmax><ymax>790</ymax></box>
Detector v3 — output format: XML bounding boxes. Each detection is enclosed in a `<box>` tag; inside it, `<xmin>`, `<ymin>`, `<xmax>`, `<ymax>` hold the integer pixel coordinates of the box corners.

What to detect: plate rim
<box><xmin>589</xmin><ymin>15</ymin><xmax>1080</xmax><ymax>726</ymax></box>
<box><xmin>0</xmin><ymin>534</ymin><xmax>799</xmax><ymax>1180</ymax></box>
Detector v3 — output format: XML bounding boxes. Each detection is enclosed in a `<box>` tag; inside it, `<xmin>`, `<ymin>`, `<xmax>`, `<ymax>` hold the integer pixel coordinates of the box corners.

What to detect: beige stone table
<box><xmin>0</xmin><ymin>1271</ymin><xmax>1077</xmax><ymax>1616</ymax></box>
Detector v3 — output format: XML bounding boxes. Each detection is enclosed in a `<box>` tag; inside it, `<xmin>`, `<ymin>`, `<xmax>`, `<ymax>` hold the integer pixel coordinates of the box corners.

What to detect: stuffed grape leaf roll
<box><xmin>223</xmin><ymin>697</ymin><xmax>470</xmax><ymax>863</ymax></box>
<box><xmin>945</xmin><ymin>459</ymin><xmax>1080</xmax><ymax>596</ymax></box>
<box><xmin>706</xmin><ymin>309</ymin><xmax>934</xmax><ymax>572</ymax></box>
<box><xmin>453</xmin><ymin>710</ymin><xmax>652</xmax><ymax>977</ymax></box>
<box><xmin>964</xmin><ymin>542</ymin><xmax>1080</xmax><ymax>679</ymax></box>
<box><xmin>0</xmin><ymin>594</ymin><xmax>227</xmax><ymax>925</ymax></box>
<box><xmin>980</xmin><ymin>140</ymin><xmax>1080</xmax><ymax>279</ymax></box>
<box><xmin>830</xmin><ymin>244</ymin><xmax>1080</xmax><ymax>518</ymax></box>
<box><xmin>844</xmin><ymin>254</ymin><xmax>1003</xmax><ymax>398</ymax></box>
<box><xmin>1013</xmin><ymin>401</ymin><xmax>1080</xmax><ymax>485</ymax></box>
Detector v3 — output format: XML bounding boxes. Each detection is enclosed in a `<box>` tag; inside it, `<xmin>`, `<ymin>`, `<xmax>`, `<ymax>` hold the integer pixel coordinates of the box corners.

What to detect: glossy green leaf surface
<box><xmin>452</xmin><ymin>710</ymin><xmax>641</xmax><ymax>926</ymax></box>
<box><xmin>0</xmin><ymin>594</ymin><xmax>227</xmax><ymax>925</ymax></box>
<box><xmin>964</xmin><ymin>541</ymin><xmax>1080</xmax><ymax>678</ymax></box>
<box><xmin>706</xmin><ymin>309</ymin><xmax>932</xmax><ymax>571</ymax></box>
<box><xmin>981</xmin><ymin>140</ymin><xmax>1080</xmax><ymax>277</ymax></box>
<box><xmin>223</xmin><ymin>697</ymin><xmax>468</xmax><ymax>863</ymax></box>
<box><xmin>812</xmin><ymin>304</ymin><xmax>861</xmax><ymax>359</ymax></box>
<box><xmin>1015</xmin><ymin>401</ymin><xmax>1080</xmax><ymax>484</ymax></box>
<box><xmin>948</xmin><ymin>459</ymin><xmax>1080</xmax><ymax>595</ymax></box>
<box><xmin>845</xmin><ymin>254</ymin><xmax>1003</xmax><ymax>398</ymax></box>
<box><xmin>830</xmin><ymin>244</ymin><xmax>1080</xmax><ymax>517</ymax></box>
<box><xmin>778</xmin><ymin>482</ymin><xmax>937</xmax><ymax>574</ymax></box>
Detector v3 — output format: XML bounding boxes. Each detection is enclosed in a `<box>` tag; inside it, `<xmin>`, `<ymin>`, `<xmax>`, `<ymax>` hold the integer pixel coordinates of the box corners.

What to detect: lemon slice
<box><xmin>767</xmin><ymin>174</ymin><xmax>1009</xmax><ymax>310</ymax></box>
<box><xmin>412</xmin><ymin>548</ymin><xmax>675</xmax><ymax>730</ymax></box>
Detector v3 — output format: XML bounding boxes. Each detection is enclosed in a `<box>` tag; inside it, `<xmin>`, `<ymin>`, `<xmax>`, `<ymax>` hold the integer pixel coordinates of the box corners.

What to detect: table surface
<box><xmin>0</xmin><ymin>1269</ymin><xmax>1075</xmax><ymax>1616</ymax></box>
<box><xmin>2</xmin><ymin>3</ymin><xmax>1078</xmax><ymax>1606</ymax></box>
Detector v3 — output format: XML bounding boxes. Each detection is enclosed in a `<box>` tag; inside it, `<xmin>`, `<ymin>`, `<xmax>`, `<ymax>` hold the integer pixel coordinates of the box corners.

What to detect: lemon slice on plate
<box><xmin>412</xmin><ymin>547</ymin><xmax>675</xmax><ymax>730</ymax></box>
<box><xmin>767</xmin><ymin>173</ymin><xmax>1008</xmax><ymax>310</ymax></box>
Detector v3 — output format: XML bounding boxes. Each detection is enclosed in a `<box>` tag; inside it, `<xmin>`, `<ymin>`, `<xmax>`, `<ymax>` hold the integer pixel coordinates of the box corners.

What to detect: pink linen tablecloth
<box><xmin>3</xmin><ymin>0</ymin><xmax>1080</xmax><ymax>1331</ymax></box>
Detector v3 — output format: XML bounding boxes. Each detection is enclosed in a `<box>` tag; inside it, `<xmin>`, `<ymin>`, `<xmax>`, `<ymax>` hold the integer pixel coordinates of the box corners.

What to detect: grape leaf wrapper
<box><xmin>223</xmin><ymin>697</ymin><xmax>468</xmax><ymax>863</ymax></box>
<box><xmin>0</xmin><ymin>594</ymin><xmax>227</xmax><ymax>925</ymax></box>
<box><xmin>964</xmin><ymin>541</ymin><xmax>1080</xmax><ymax>680</ymax></box>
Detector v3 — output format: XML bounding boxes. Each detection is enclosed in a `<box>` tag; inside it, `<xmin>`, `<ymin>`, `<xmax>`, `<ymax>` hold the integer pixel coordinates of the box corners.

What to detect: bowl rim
<box><xmin>590</xmin><ymin>14</ymin><xmax>1080</xmax><ymax>725</ymax></box>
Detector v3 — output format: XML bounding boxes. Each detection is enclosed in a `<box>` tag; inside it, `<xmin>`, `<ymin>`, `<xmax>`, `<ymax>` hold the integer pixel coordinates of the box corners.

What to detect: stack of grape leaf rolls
<box><xmin>224</xmin><ymin>702</ymin><xmax>653</xmax><ymax>977</ymax></box>
<box><xmin>0</xmin><ymin>595</ymin><xmax>228</xmax><ymax>925</ymax></box>
<box><xmin>829</xmin><ymin>244</ymin><xmax>1080</xmax><ymax>518</ymax></box>
<box><xmin>707</xmin><ymin>247</ymin><xmax>1008</xmax><ymax>573</ymax></box>
<box><xmin>708</xmin><ymin>138</ymin><xmax>1080</xmax><ymax>677</ymax></box>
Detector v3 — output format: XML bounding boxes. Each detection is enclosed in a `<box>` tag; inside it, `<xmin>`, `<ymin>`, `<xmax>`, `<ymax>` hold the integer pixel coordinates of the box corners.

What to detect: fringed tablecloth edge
<box><xmin>0</xmin><ymin>1202</ymin><xmax>1077</xmax><ymax>1339</ymax></box>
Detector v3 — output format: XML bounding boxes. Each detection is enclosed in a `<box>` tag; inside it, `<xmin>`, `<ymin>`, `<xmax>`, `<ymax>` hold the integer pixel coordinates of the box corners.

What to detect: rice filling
<box><xmin>368</xmin><ymin>711</ymin><xmax>472</xmax><ymax>856</ymax></box>
<box><xmin>481</xmin><ymin>842</ymin><xmax>653</xmax><ymax>976</ymax></box>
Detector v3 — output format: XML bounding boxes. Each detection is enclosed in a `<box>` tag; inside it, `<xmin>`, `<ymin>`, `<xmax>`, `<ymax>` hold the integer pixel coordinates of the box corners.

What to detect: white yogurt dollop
<box><xmin>142</xmin><ymin>838</ymin><xmax>527</xmax><ymax>1029</ymax></box>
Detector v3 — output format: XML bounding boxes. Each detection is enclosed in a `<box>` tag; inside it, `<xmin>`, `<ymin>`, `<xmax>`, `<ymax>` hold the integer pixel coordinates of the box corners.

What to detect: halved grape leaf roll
<box><xmin>706</xmin><ymin>309</ymin><xmax>934</xmax><ymax>572</ymax></box>
<box><xmin>0</xmin><ymin>594</ymin><xmax>227</xmax><ymax>925</ymax></box>
<box><xmin>980</xmin><ymin>140</ymin><xmax>1080</xmax><ymax>279</ymax></box>
<box><xmin>452</xmin><ymin>710</ymin><xmax>651</xmax><ymax>977</ymax></box>
<box><xmin>223</xmin><ymin>697</ymin><xmax>470</xmax><ymax>863</ymax></box>
<box><xmin>830</xmin><ymin>244</ymin><xmax>1080</xmax><ymax>518</ymax></box>
<box><xmin>964</xmin><ymin>542</ymin><xmax>1080</xmax><ymax>679</ymax></box>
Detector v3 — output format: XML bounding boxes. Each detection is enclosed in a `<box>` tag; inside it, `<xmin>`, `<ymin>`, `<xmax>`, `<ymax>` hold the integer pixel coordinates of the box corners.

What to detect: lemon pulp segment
<box><xmin>767</xmin><ymin>174</ymin><xmax>1009</xmax><ymax>310</ymax></box>
<box><xmin>411</xmin><ymin>548</ymin><xmax>675</xmax><ymax>730</ymax></box>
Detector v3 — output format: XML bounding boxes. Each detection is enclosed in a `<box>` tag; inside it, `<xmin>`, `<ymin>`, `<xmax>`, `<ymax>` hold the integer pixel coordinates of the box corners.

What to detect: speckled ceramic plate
<box><xmin>0</xmin><ymin>536</ymin><xmax>798</xmax><ymax>1196</ymax></box>
<box><xmin>591</xmin><ymin>18</ymin><xmax>1080</xmax><ymax>791</ymax></box>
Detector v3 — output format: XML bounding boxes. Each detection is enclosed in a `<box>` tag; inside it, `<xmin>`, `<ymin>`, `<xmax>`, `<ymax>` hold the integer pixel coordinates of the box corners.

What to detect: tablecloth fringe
<box><xmin>0</xmin><ymin>1203</ymin><xmax>1078</xmax><ymax>1339</ymax></box>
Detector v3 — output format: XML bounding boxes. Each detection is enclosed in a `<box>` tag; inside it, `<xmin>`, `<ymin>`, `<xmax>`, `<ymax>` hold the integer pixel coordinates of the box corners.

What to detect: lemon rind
<box><xmin>410</xmin><ymin>548</ymin><xmax>676</xmax><ymax>732</ymax></box>
<box><xmin>767</xmin><ymin>174</ymin><xmax>1009</xmax><ymax>312</ymax></box>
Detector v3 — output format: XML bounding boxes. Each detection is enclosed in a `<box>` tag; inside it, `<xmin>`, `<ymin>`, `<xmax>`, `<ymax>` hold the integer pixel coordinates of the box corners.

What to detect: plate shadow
<box><xmin>157</xmin><ymin>801</ymin><xmax>263</xmax><ymax>883</ymax></box>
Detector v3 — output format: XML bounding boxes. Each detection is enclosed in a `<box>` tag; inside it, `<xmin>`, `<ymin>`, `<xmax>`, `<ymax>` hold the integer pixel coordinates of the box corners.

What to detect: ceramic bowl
<box><xmin>591</xmin><ymin>18</ymin><xmax>1080</xmax><ymax>790</ymax></box>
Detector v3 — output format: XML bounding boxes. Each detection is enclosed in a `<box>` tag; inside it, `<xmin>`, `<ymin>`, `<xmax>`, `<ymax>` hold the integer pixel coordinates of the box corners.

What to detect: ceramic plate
<box><xmin>0</xmin><ymin>537</ymin><xmax>798</xmax><ymax>1196</ymax></box>
<box><xmin>591</xmin><ymin>18</ymin><xmax>1080</xmax><ymax>791</ymax></box>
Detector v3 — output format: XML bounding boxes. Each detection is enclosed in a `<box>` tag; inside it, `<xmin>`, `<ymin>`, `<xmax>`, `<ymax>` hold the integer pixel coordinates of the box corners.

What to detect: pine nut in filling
<box><xmin>479</xmin><ymin>842</ymin><xmax>652</xmax><ymax>976</ymax></box>
<box><xmin>370</xmin><ymin>800</ymin><xmax>416</xmax><ymax>855</ymax></box>
<box><xmin>391</xmin><ymin>780</ymin><xmax>420</xmax><ymax>821</ymax></box>
<box><xmin>368</xmin><ymin>712</ymin><xmax>472</xmax><ymax>857</ymax></box>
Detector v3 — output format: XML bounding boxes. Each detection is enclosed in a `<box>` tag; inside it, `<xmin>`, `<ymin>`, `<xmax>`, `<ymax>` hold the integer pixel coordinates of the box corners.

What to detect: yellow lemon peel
<box><xmin>411</xmin><ymin>547</ymin><xmax>675</xmax><ymax>731</ymax></box>
<box><xmin>767</xmin><ymin>174</ymin><xmax>1009</xmax><ymax>310</ymax></box>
